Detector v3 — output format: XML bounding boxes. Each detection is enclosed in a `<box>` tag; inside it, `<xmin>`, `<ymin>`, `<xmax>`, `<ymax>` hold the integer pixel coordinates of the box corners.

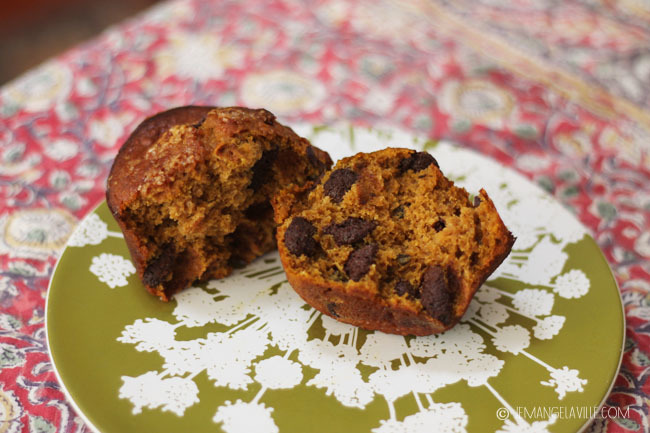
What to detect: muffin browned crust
<box><xmin>275</xmin><ymin>148</ymin><xmax>514</xmax><ymax>335</ymax></box>
<box><xmin>107</xmin><ymin>106</ymin><xmax>332</xmax><ymax>300</ymax></box>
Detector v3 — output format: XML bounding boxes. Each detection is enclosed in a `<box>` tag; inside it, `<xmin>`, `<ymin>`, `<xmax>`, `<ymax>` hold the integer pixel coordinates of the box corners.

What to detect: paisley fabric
<box><xmin>0</xmin><ymin>0</ymin><xmax>648</xmax><ymax>431</ymax></box>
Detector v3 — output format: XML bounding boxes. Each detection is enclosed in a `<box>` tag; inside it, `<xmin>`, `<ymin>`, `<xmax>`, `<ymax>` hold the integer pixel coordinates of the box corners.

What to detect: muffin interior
<box><xmin>120</xmin><ymin>109</ymin><xmax>328</xmax><ymax>299</ymax></box>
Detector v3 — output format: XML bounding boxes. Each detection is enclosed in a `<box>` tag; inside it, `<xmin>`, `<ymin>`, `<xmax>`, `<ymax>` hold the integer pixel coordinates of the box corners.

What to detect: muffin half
<box><xmin>274</xmin><ymin>148</ymin><xmax>514</xmax><ymax>335</ymax></box>
<box><xmin>107</xmin><ymin>106</ymin><xmax>332</xmax><ymax>300</ymax></box>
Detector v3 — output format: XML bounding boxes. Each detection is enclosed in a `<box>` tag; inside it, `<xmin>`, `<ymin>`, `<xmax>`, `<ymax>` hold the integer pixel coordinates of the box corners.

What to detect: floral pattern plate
<box><xmin>46</xmin><ymin>125</ymin><xmax>624</xmax><ymax>433</ymax></box>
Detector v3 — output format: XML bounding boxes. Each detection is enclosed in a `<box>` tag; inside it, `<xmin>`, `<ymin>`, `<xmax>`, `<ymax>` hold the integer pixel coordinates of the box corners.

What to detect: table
<box><xmin>0</xmin><ymin>0</ymin><xmax>648</xmax><ymax>431</ymax></box>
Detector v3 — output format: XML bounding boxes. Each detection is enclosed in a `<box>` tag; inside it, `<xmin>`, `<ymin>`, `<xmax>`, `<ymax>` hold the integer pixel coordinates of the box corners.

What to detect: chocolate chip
<box><xmin>306</xmin><ymin>146</ymin><xmax>318</xmax><ymax>164</ymax></box>
<box><xmin>399</xmin><ymin>151</ymin><xmax>439</xmax><ymax>173</ymax></box>
<box><xmin>420</xmin><ymin>265</ymin><xmax>455</xmax><ymax>324</ymax></box>
<box><xmin>306</xmin><ymin>174</ymin><xmax>324</xmax><ymax>188</ymax></box>
<box><xmin>306</xmin><ymin>146</ymin><xmax>329</xmax><ymax>172</ymax></box>
<box><xmin>433</xmin><ymin>219</ymin><xmax>446</xmax><ymax>232</ymax></box>
<box><xmin>474</xmin><ymin>216</ymin><xmax>483</xmax><ymax>244</ymax></box>
<box><xmin>398</xmin><ymin>154</ymin><xmax>413</xmax><ymax>172</ymax></box>
<box><xmin>383</xmin><ymin>264</ymin><xmax>397</xmax><ymax>282</ymax></box>
<box><xmin>473</xmin><ymin>196</ymin><xmax>481</xmax><ymax>207</ymax></box>
<box><xmin>250</xmin><ymin>148</ymin><xmax>278</xmax><ymax>191</ymax></box>
<box><xmin>324</xmin><ymin>169</ymin><xmax>358</xmax><ymax>203</ymax></box>
<box><xmin>323</xmin><ymin>217</ymin><xmax>377</xmax><ymax>245</ymax></box>
<box><xmin>143</xmin><ymin>243</ymin><xmax>176</xmax><ymax>288</ymax></box>
<box><xmin>469</xmin><ymin>252</ymin><xmax>479</xmax><ymax>266</ymax></box>
<box><xmin>284</xmin><ymin>217</ymin><xmax>317</xmax><ymax>257</ymax></box>
<box><xmin>454</xmin><ymin>207</ymin><xmax>461</xmax><ymax>216</ymax></box>
<box><xmin>397</xmin><ymin>254</ymin><xmax>411</xmax><ymax>265</ymax></box>
<box><xmin>391</xmin><ymin>205</ymin><xmax>405</xmax><ymax>219</ymax></box>
<box><xmin>327</xmin><ymin>302</ymin><xmax>340</xmax><ymax>318</ymax></box>
<box><xmin>344</xmin><ymin>244</ymin><xmax>378</xmax><ymax>281</ymax></box>
<box><xmin>228</xmin><ymin>256</ymin><xmax>248</xmax><ymax>269</ymax></box>
<box><xmin>395</xmin><ymin>280</ymin><xmax>410</xmax><ymax>296</ymax></box>
<box><xmin>455</xmin><ymin>249</ymin><xmax>464</xmax><ymax>258</ymax></box>
<box><xmin>192</xmin><ymin>116</ymin><xmax>207</xmax><ymax>129</ymax></box>
<box><xmin>395</xmin><ymin>279</ymin><xmax>419</xmax><ymax>298</ymax></box>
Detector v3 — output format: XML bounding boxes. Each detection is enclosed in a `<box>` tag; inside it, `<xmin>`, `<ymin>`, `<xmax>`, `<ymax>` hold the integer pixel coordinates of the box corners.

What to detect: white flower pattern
<box><xmin>373</xmin><ymin>402</ymin><xmax>467</xmax><ymax>433</ymax></box>
<box><xmin>255</xmin><ymin>356</ymin><xmax>303</xmax><ymax>390</ymax></box>
<box><xmin>491</xmin><ymin>325</ymin><xmax>531</xmax><ymax>354</ymax></box>
<box><xmin>214</xmin><ymin>401</ymin><xmax>278</xmax><ymax>433</ymax></box>
<box><xmin>541</xmin><ymin>366</ymin><xmax>588</xmax><ymax>400</ymax></box>
<box><xmin>552</xmin><ymin>269</ymin><xmax>590</xmax><ymax>299</ymax></box>
<box><xmin>68</xmin><ymin>213</ymin><xmax>122</xmax><ymax>247</ymax></box>
<box><xmin>90</xmin><ymin>253</ymin><xmax>136</xmax><ymax>288</ymax></box>
<box><xmin>533</xmin><ymin>316</ymin><xmax>566</xmax><ymax>340</ymax></box>
<box><xmin>512</xmin><ymin>289</ymin><xmax>554</xmax><ymax>317</ymax></box>
<box><xmin>496</xmin><ymin>416</ymin><xmax>557</xmax><ymax>433</ymax></box>
<box><xmin>119</xmin><ymin>372</ymin><xmax>199</xmax><ymax>416</ymax></box>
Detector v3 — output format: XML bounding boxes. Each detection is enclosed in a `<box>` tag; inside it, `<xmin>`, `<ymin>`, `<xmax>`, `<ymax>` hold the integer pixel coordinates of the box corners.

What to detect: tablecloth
<box><xmin>0</xmin><ymin>0</ymin><xmax>648</xmax><ymax>431</ymax></box>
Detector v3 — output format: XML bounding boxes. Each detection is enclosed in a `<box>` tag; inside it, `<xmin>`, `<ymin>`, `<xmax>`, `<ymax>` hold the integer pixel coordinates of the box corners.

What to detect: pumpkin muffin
<box><xmin>274</xmin><ymin>148</ymin><xmax>514</xmax><ymax>335</ymax></box>
<box><xmin>107</xmin><ymin>106</ymin><xmax>332</xmax><ymax>300</ymax></box>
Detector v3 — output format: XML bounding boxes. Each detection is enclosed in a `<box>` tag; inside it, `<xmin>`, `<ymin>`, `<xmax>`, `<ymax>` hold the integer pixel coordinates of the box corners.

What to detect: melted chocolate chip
<box><xmin>192</xmin><ymin>116</ymin><xmax>207</xmax><ymax>129</ymax></box>
<box><xmin>306</xmin><ymin>173</ymin><xmax>324</xmax><ymax>189</ymax></box>
<box><xmin>474</xmin><ymin>223</ymin><xmax>483</xmax><ymax>244</ymax></box>
<box><xmin>323</xmin><ymin>217</ymin><xmax>377</xmax><ymax>245</ymax></box>
<box><xmin>284</xmin><ymin>217</ymin><xmax>317</xmax><ymax>257</ymax></box>
<box><xmin>469</xmin><ymin>251</ymin><xmax>479</xmax><ymax>266</ymax></box>
<box><xmin>228</xmin><ymin>256</ymin><xmax>248</xmax><ymax>269</ymax></box>
<box><xmin>143</xmin><ymin>244</ymin><xmax>176</xmax><ymax>288</ymax></box>
<box><xmin>395</xmin><ymin>280</ymin><xmax>410</xmax><ymax>296</ymax></box>
<box><xmin>473</xmin><ymin>196</ymin><xmax>481</xmax><ymax>207</ymax></box>
<box><xmin>344</xmin><ymin>244</ymin><xmax>378</xmax><ymax>281</ymax></box>
<box><xmin>395</xmin><ymin>279</ymin><xmax>419</xmax><ymax>298</ymax></box>
<box><xmin>433</xmin><ymin>219</ymin><xmax>446</xmax><ymax>232</ymax></box>
<box><xmin>306</xmin><ymin>146</ymin><xmax>329</xmax><ymax>172</ymax></box>
<box><xmin>399</xmin><ymin>151</ymin><xmax>439</xmax><ymax>173</ymax></box>
<box><xmin>327</xmin><ymin>302</ymin><xmax>340</xmax><ymax>318</ymax></box>
<box><xmin>250</xmin><ymin>148</ymin><xmax>278</xmax><ymax>192</ymax></box>
<box><xmin>324</xmin><ymin>169</ymin><xmax>358</xmax><ymax>203</ymax></box>
<box><xmin>419</xmin><ymin>265</ymin><xmax>455</xmax><ymax>324</ymax></box>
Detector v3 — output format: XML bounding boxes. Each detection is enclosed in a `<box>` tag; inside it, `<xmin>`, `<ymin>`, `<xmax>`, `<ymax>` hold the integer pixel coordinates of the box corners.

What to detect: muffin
<box><xmin>274</xmin><ymin>148</ymin><xmax>514</xmax><ymax>335</ymax></box>
<box><xmin>106</xmin><ymin>106</ymin><xmax>332</xmax><ymax>300</ymax></box>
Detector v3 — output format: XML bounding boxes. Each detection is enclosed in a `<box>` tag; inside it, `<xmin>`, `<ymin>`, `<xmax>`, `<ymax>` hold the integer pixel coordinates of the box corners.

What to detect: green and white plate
<box><xmin>46</xmin><ymin>125</ymin><xmax>624</xmax><ymax>433</ymax></box>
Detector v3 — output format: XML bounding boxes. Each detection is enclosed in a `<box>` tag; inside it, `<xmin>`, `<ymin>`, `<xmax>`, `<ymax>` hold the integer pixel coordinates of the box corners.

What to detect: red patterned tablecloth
<box><xmin>0</xmin><ymin>0</ymin><xmax>649</xmax><ymax>431</ymax></box>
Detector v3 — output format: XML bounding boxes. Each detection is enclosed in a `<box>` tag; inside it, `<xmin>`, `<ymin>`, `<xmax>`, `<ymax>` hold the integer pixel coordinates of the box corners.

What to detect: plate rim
<box><xmin>45</xmin><ymin>199</ymin><xmax>103</xmax><ymax>433</ymax></box>
<box><xmin>575</xmin><ymin>244</ymin><xmax>625</xmax><ymax>433</ymax></box>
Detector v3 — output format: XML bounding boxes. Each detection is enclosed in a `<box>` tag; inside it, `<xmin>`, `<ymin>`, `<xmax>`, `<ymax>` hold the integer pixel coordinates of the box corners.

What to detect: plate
<box><xmin>46</xmin><ymin>125</ymin><xmax>624</xmax><ymax>433</ymax></box>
